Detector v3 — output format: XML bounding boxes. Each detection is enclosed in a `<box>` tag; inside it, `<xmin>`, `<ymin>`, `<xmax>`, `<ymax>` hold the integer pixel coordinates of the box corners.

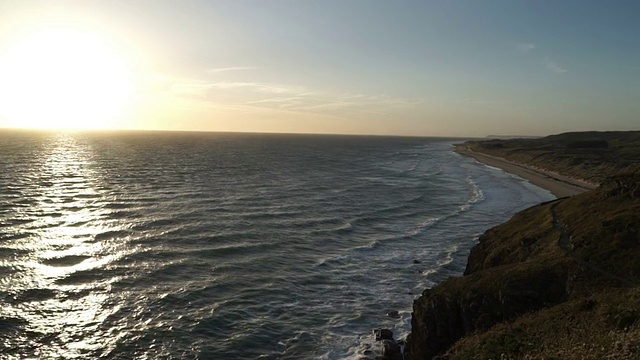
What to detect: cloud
<box><xmin>245</xmin><ymin>96</ymin><xmax>306</xmax><ymax>108</ymax></box>
<box><xmin>544</xmin><ymin>58</ymin><xmax>567</xmax><ymax>74</ymax></box>
<box><xmin>151</xmin><ymin>73</ymin><xmax>419</xmax><ymax>119</ymax></box>
<box><xmin>255</xmin><ymin>92</ymin><xmax>420</xmax><ymax>115</ymax></box>
<box><xmin>209</xmin><ymin>82</ymin><xmax>304</xmax><ymax>94</ymax></box>
<box><xmin>207</xmin><ymin>66</ymin><xmax>259</xmax><ymax>73</ymax></box>
<box><xmin>516</xmin><ymin>43</ymin><xmax>536</xmax><ymax>53</ymax></box>
<box><xmin>150</xmin><ymin>76</ymin><xmax>308</xmax><ymax>99</ymax></box>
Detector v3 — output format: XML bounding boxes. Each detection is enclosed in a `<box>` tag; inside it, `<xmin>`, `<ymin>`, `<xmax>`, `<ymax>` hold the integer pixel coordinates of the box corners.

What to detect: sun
<box><xmin>0</xmin><ymin>29</ymin><xmax>132</xmax><ymax>130</ymax></box>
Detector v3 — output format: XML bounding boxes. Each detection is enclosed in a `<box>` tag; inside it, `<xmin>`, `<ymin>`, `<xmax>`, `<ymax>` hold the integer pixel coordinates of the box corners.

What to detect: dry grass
<box><xmin>444</xmin><ymin>288</ymin><xmax>640</xmax><ymax>360</ymax></box>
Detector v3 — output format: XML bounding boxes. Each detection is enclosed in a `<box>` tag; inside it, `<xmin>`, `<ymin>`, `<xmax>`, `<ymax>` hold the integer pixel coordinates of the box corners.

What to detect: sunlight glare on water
<box><xmin>1</xmin><ymin>134</ymin><xmax>128</xmax><ymax>358</ymax></box>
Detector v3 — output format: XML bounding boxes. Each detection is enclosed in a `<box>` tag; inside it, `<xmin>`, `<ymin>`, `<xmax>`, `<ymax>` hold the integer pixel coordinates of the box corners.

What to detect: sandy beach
<box><xmin>454</xmin><ymin>144</ymin><xmax>597</xmax><ymax>198</ymax></box>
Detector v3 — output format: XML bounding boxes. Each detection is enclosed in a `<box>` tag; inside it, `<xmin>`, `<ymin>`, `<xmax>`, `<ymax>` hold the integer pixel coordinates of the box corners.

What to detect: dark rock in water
<box><xmin>380</xmin><ymin>339</ymin><xmax>403</xmax><ymax>360</ymax></box>
<box><xmin>373</xmin><ymin>328</ymin><xmax>394</xmax><ymax>341</ymax></box>
<box><xmin>385</xmin><ymin>310</ymin><xmax>400</xmax><ymax>318</ymax></box>
<box><xmin>412</xmin><ymin>259</ymin><xmax>421</xmax><ymax>264</ymax></box>
<box><xmin>372</xmin><ymin>329</ymin><xmax>404</xmax><ymax>360</ymax></box>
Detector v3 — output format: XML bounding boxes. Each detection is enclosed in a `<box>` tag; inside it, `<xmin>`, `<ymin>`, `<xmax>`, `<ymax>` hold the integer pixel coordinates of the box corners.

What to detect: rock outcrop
<box><xmin>371</xmin><ymin>328</ymin><xmax>403</xmax><ymax>360</ymax></box>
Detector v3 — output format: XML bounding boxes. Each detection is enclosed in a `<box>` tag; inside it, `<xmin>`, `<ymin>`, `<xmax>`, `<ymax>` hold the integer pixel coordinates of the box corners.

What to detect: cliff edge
<box><xmin>407</xmin><ymin>172</ymin><xmax>640</xmax><ymax>359</ymax></box>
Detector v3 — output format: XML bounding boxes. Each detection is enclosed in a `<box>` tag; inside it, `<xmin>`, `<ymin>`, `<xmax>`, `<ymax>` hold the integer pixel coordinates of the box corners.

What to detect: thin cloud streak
<box><xmin>544</xmin><ymin>58</ymin><xmax>568</xmax><ymax>74</ymax></box>
<box><xmin>158</xmin><ymin>74</ymin><xmax>421</xmax><ymax>119</ymax></box>
<box><xmin>516</xmin><ymin>43</ymin><xmax>536</xmax><ymax>53</ymax></box>
<box><xmin>210</xmin><ymin>82</ymin><xmax>304</xmax><ymax>94</ymax></box>
<box><xmin>248</xmin><ymin>92</ymin><xmax>420</xmax><ymax>115</ymax></box>
<box><xmin>207</xmin><ymin>66</ymin><xmax>259</xmax><ymax>73</ymax></box>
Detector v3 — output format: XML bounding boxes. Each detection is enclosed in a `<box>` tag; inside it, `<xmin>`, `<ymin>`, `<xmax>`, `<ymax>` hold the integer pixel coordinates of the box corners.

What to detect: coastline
<box><xmin>454</xmin><ymin>144</ymin><xmax>596</xmax><ymax>198</ymax></box>
<box><xmin>405</xmin><ymin>134</ymin><xmax>639</xmax><ymax>359</ymax></box>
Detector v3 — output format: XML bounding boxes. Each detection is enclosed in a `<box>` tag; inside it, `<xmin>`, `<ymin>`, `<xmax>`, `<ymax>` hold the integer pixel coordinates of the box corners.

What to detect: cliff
<box><xmin>406</xmin><ymin>172</ymin><xmax>640</xmax><ymax>359</ymax></box>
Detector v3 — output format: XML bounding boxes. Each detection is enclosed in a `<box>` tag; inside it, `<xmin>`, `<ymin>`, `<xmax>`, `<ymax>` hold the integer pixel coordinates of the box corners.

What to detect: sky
<box><xmin>0</xmin><ymin>0</ymin><xmax>638</xmax><ymax>137</ymax></box>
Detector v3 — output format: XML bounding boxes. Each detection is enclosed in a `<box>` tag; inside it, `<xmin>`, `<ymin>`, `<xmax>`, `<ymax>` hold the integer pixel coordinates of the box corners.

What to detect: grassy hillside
<box><xmin>407</xmin><ymin>173</ymin><xmax>640</xmax><ymax>359</ymax></box>
<box><xmin>464</xmin><ymin>131</ymin><xmax>640</xmax><ymax>184</ymax></box>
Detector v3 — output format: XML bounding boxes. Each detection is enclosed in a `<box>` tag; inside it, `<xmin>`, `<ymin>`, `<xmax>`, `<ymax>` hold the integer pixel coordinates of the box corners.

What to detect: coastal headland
<box><xmin>404</xmin><ymin>131</ymin><xmax>640</xmax><ymax>359</ymax></box>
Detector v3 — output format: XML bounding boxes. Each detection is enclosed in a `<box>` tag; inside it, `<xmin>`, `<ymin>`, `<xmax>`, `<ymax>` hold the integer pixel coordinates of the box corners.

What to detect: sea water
<box><xmin>0</xmin><ymin>131</ymin><xmax>554</xmax><ymax>359</ymax></box>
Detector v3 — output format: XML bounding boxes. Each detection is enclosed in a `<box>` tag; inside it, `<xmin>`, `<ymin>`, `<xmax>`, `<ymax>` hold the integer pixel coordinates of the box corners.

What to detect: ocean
<box><xmin>0</xmin><ymin>131</ymin><xmax>554</xmax><ymax>359</ymax></box>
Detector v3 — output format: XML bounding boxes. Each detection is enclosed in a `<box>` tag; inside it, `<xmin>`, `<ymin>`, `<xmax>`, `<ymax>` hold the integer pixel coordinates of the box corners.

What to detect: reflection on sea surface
<box><xmin>1</xmin><ymin>134</ymin><xmax>126</xmax><ymax>357</ymax></box>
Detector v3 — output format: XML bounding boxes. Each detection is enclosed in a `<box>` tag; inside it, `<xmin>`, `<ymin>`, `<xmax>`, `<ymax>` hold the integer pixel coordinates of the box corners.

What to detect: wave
<box><xmin>404</xmin><ymin>217</ymin><xmax>440</xmax><ymax>237</ymax></box>
<box><xmin>9</xmin><ymin>288</ymin><xmax>58</xmax><ymax>303</ymax></box>
<box><xmin>419</xmin><ymin>244</ymin><xmax>462</xmax><ymax>286</ymax></box>
<box><xmin>42</xmin><ymin>255</ymin><xmax>91</xmax><ymax>267</ymax></box>
<box><xmin>0</xmin><ymin>232</ymin><xmax>34</xmax><ymax>241</ymax></box>
<box><xmin>459</xmin><ymin>175</ymin><xmax>485</xmax><ymax>211</ymax></box>
<box><xmin>94</xmin><ymin>229</ymin><xmax>133</xmax><ymax>242</ymax></box>
<box><xmin>405</xmin><ymin>160</ymin><xmax>420</xmax><ymax>173</ymax></box>
<box><xmin>309</xmin><ymin>221</ymin><xmax>353</xmax><ymax>235</ymax></box>
<box><xmin>351</xmin><ymin>202</ymin><xmax>423</xmax><ymax>225</ymax></box>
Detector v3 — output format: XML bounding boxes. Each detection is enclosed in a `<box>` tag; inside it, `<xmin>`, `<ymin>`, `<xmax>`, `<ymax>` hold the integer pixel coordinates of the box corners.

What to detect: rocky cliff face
<box><xmin>406</xmin><ymin>173</ymin><xmax>640</xmax><ymax>359</ymax></box>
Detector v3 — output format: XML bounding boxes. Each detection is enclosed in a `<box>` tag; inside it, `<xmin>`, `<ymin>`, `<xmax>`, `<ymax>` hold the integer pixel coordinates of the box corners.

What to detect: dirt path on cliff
<box><xmin>550</xmin><ymin>200</ymin><xmax>636</xmax><ymax>287</ymax></box>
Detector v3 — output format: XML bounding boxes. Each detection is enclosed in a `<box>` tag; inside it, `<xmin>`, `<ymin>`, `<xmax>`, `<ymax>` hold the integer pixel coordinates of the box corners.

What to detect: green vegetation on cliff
<box><xmin>407</xmin><ymin>132</ymin><xmax>640</xmax><ymax>359</ymax></box>
<box><xmin>465</xmin><ymin>131</ymin><xmax>640</xmax><ymax>184</ymax></box>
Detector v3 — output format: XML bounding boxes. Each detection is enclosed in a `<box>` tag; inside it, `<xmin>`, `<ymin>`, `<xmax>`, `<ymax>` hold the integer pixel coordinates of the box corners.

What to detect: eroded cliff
<box><xmin>407</xmin><ymin>173</ymin><xmax>640</xmax><ymax>359</ymax></box>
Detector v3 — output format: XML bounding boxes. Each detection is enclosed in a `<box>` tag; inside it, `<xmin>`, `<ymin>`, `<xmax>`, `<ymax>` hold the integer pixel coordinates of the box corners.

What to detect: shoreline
<box><xmin>454</xmin><ymin>144</ymin><xmax>597</xmax><ymax>198</ymax></box>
